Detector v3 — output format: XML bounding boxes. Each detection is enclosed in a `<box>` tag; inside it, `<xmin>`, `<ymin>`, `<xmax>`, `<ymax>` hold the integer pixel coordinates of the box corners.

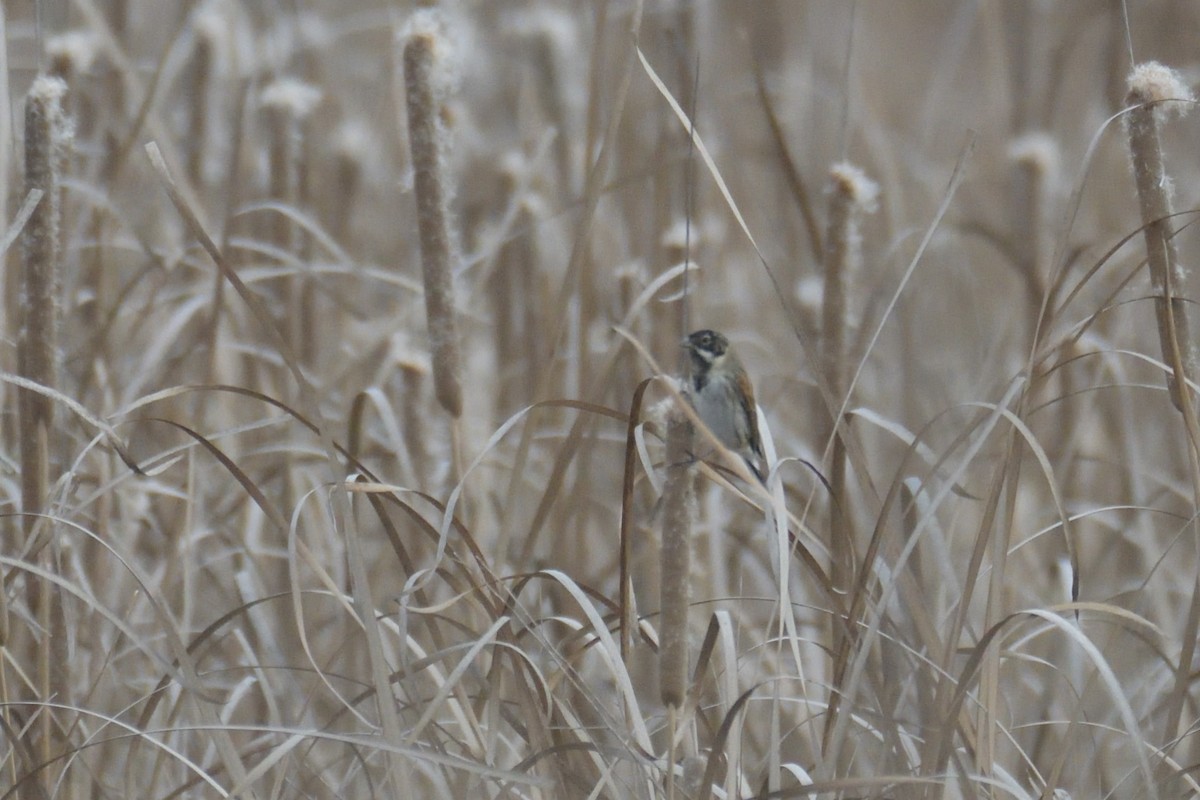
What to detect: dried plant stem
<box><xmin>0</xmin><ymin>5</ymin><xmax>10</xmax><ymax>651</ymax></box>
<box><xmin>0</xmin><ymin>8</ymin><xmax>9</xmax><ymax>238</ymax></box>
<box><xmin>399</xmin><ymin>362</ymin><xmax>430</xmax><ymax>482</ymax></box>
<box><xmin>816</xmin><ymin>164</ymin><xmax>879</xmax><ymax>768</ymax></box>
<box><xmin>331</xmin><ymin>123</ymin><xmax>366</xmax><ymax>243</ymax></box>
<box><xmin>18</xmin><ymin>75</ymin><xmax>68</xmax><ymax>795</ymax></box>
<box><xmin>659</xmin><ymin>410</ymin><xmax>695</xmax><ymax>710</ymax></box>
<box><xmin>1124</xmin><ymin>65</ymin><xmax>1194</xmax><ymax>413</ymax></box>
<box><xmin>619</xmin><ymin>378</ymin><xmax>655</xmax><ymax>660</ymax></box>
<box><xmin>665</xmin><ymin>706</ymin><xmax>679</xmax><ymax>800</ymax></box>
<box><xmin>1010</xmin><ymin>135</ymin><xmax>1054</xmax><ymax>339</ymax></box>
<box><xmin>1123</xmin><ymin>65</ymin><xmax>1200</xmax><ymax>753</ymax></box>
<box><xmin>262</xmin><ymin>79</ymin><xmax>320</xmax><ymax>364</ymax></box>
<box><xmin>753</xmin><ymin>59</ymin><xmax>822</xmax><ymax>264</ymax></box>
<box><xmin>0</xmin><ymin>42</ymin><xmax>24</xmax><ymax>739</ymax></box>
<box><xmin>530</xmin><ymin>32</ymin><xmax>573</xmax><ymax>199</ymax></box>
<box><xmin>1012</xmin><ymin>136</ymin><xmax>1084</xmax><ymax>492</ymax></box>
<box><xmin>404</xmin><ymin>29</ymin><xmax>463</xmax><ymax>420</ymax></box>
<box><xmin>494</xmin><ymin>196</ymin><xmax>539</xmax><ymax>419</ymax></box>
<box><xmin>18</xmin><ymin>81</ymin><xmax>65</xmax><ymax>475</ymax></box>
<box><xmin>259</xmin><ymin>81</ymin><xmax>322</xmax><ymax>692</ymax></box>
<box><xmin>820</xmin><ymin>164</ymin><xmax>874</xmax><ymax>658</ymax></box>
<box><xmin>186</xmin><ymin>20</ymin><xmax>214</xmax><ymax>188</ymax></box>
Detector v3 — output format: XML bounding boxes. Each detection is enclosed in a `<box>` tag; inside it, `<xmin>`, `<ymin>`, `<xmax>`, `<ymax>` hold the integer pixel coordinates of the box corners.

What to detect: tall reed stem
<box><xmin>18</xmin><ymin>74</ymin><xmax>69</xmax><ymax>797</ymax></box>
<box><xmin>1124</xmin><ymin>62</ymin><xmax>1194</xmax><ymax>413</ymax></box>
<box><xmin>820</xmin><ymin>162</ymin><xmax>877</xmax><ymax>659</ymax></box>
<box><xmin>404</xmin><ymin>17</ymin><xmax>463</xmax><ymax>420</ymax></box>
<box><xmin>659</xmin><ymin>408</ymin><xmax>695</xmax><ymax>710</ymax></box>
<box><xmin>659</xmin><ymin>404</ymin><xmax>694</xmax><ymax>797</ymax></box>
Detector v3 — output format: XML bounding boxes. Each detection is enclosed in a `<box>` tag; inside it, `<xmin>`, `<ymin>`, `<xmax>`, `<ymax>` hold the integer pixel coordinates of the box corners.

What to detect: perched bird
<box><xmin>682</xmin><ymin>329</ymin><xmax>766</xmax><ymax>481</ymax></box>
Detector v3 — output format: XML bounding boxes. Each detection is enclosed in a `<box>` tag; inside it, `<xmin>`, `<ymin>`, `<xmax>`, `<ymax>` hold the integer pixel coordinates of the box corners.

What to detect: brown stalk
<box><xmin>404</xmin><ymin>25</ymin><xmax>464</xmax><ymax>419</ymax></box>
<box><xmin>17</xmin><ymin>75</ymin><xmax>69</xmax><ymax>798</ymax></box>
<box><xmin>186</xmin><ymin>16</ymin><xmax>215</xmax><ymax>189</ymax></box>
<box><xmin>659</xmin><ymin>408</ymin><xmax>695</xmax><ymax>709</ymax></box>
<box><xmin>1124</xmin><ymin>63</ymin><xmax>1194</xmax><ymax>412</ymax></box>
<box><xmin>1124</xmin><ymin>60</ymin><xmax>1200</xmax><ymax>762</ymax></box>
<box><xmin>820</xmin><ymin>163</ymin><xmax>876</xmax><ymax>716</ymax></box>
<box><xmin>262</xmin><ymin>78</ymin><xmax>321</xmax><ymax>364</ymax></box>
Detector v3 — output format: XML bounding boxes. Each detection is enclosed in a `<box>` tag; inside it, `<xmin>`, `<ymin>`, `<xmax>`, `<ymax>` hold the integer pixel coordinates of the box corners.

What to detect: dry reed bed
<box><xmin>1</xmin><ymin>2</ymin><xmax>1199</xmax><ymax>798</ymax></box>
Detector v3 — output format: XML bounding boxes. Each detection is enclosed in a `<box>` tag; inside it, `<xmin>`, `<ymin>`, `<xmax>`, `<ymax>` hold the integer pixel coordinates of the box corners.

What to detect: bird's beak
<box><xmin>680</xmin><ymin>337</ymin><xmax>690</xmax><ymax>348</ymax></box>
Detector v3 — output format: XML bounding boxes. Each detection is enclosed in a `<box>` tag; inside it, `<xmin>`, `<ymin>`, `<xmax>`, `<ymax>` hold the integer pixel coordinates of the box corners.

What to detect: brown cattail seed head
<box><xmin>659</xmin><ymin>405</ymin><xmax>696</xmax><ymax>708</ymax></box>
<box><xmin>1124</xmin><ymin>61</ymin><xmax>1195</xmax><ymax>412</ymax></box>
<box><xmin>403</xmin><ymin>11</ymin><xmax>464</xmax><ymax>418</ymax></box>
<box><xmin>20</xmin><ymin>76</ymin><xmax>70</xmax><ymax>416</ymax></box>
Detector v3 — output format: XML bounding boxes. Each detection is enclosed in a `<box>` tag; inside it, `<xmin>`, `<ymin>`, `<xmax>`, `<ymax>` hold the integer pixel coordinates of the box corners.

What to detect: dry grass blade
<box><xmin>144</xmin><ymin>143</ymin><xmax>296</xmax><ymax>378</ymax></box>
<box><xmin>0</xmin><ymin>189</ymin><xmax>44</xmax><ymax>258</ymax></box>
<box><xmin>619</xmin><ymin>377</ymin><xmax>657</xmax><ymax>659</ymax></box>
<box><xmin>752</xmin><ymin>59</ymin><xmax>822</xmax><ymax>264</ymax></box>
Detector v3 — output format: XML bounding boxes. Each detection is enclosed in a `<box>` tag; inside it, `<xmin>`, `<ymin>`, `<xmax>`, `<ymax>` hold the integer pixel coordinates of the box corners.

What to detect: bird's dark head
<box><xmin>682</xmin><ymin>329</ymin><xmax>729</xmax><ymax>374</ymax></box>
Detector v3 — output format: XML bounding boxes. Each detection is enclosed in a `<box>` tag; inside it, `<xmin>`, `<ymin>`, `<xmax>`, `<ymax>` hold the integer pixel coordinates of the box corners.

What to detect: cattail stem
<box><xmin>821</xmin><ymin>188</ymin><xmax>850</xmax><ymax>404</ymax></box>
<box><xmin>0</xmin><ymin>8</ymin><xmax>8</xmax><ymax>238</ymax></box>
<box><xmin>1124</xmin><ymin>62</ymin><xmax>1195</xmax><ymax>413</ymax></box>
<box><xmin>331</xmin><ymin>121</ymin><xmax>369</xmax><ymax>244</ymax></box>
<box><xmin>399</xmin><ymin>362</ymin><xmax>430</xmax><ymax>483</ymax></box>
<box><xmin>404</xmin><ymin>21</ymin><xmax>463</xmax><ymax>419</ymax></box>
<box><xmin>262</xmin><ymin>79</ymin><xmax>321</xmax><ymax>364</ymax></box>
<box><xmin>19</xmin><ymin>74</ymin><xmax>69</xmax><ymax>795</ymax></box>
<box><xmin>1009</xmin><ymin>134</ymin><xmax>1057</xmax><ymax>339</ymax></box>
<box><xmin>1125</xmin><ymin>61</ymin><xmax>1200</xmax><ymax>756</ymax></box>
<box><xmin>528</xmin><ymin>28</ymin><xmax>573</xmax><ymax>199</ymax></box>
<box><xmin>819</xmin><ymin>163</ymin><xmax>877</xmax><ymax>649</ymax></box>
<box><xmin>0</xmin><ymin>9</ymin><xmax>9</xmax><ymax>446</ymax></box>
<box><xmin>493</xmin><ymin>182</ymin><xmax>541</xmax><ymax>420</ymax></box>
<box><xmin>659</xmin><ymin>409</ymin><xmax>695</xmax><ymax>709</ymax></box>
<box><xmin>19</xmin><ymin>77</ymin><xmax>67</xmax><ymax>547</ymax></box>
<box><xmin>186</xmin><ymin>17</ymin><xmax>215</xmax><ymax>188</ymax></box>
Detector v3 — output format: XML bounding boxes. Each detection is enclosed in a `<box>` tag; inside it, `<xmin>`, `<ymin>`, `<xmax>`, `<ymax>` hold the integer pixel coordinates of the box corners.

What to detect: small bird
<box><xmin>682</xmin><ymin>329</ymin><xmax>766</xmax><ymax>481</ymax></box>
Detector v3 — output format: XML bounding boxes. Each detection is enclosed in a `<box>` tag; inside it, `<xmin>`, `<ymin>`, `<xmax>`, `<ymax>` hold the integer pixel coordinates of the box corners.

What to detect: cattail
<box><xmin>493</xmin><ymin>157</ymin><xmax>543</xmax><ymax>419</ymax></box>
<box><xmin>1124</xmin><ymin>62</ymin><xmax>1195</xmax><ymax>413</ymax></box>
<box><xmin>18</xmin><ymin>75</ymin><xmax>70</xmax><ymax>789</ymax></box>
<box><xmin>0</xmin><ymin>6</ymin><xmax>9</xmax><ymax>649</ymax></box>
<box><xmin>56</xmin><ymin>24</ymin><xmax>118</xmax><ymax>335</ymax></box>
<box><xmin>331</xmin><ymin>119</ymin><xmax>372</xmax><ymax>244</ymax></box>
<box><xmin>1011</xmin><ymin>134</ymin><xmax>1080</xmax><ymax>461</ymax></box>
<box><xmin>44</xmin><ymin>28</ymin><xmax>98</xmax><ymax>150</ymax></box>
<box><xmin>46</xmin><ymin>30</ymin><xmax>99</xmax><ymax>84</ymax></box>
<box><xmin>399</xmin><ymin>360</ymin><xmax>430</xmax><ymax>481</ymax></box>
<box><xmin>659</xmin><ymin>406</ymin><xmax>695</xmax><ymax>709</ymax></box>
<box><xmin>19</xmin><ymin>77</ymin><xmax>69</xmax><ymax>545</ymax></box>
<box><xmin>261</xmin><ymin>77</ymin><xmax>321</xmax><ymax>248</ymax></box>
<box><xmin>46</xmin><ymin>30</ymin><xmax>99</xmax><ymax>140</ymax></box>
<box><xmin>186</xmin><ymin>10</ymin><xmax>221</xmax><ymax>187</ymax></box>
<box><xmin>261</xmin><ymin>77</ymin><xmax>322</xmax><ymax>362</ymax></box>
<box><xmin>819</xmin><ymin>162</ymin><xmax>878</xmax><ymax>616</ymax></box>
<box><xmin>0</xmin><ymin>7</ymin><xmax>10</xmax><ymax>254</ymax></box>
<box><xmin>821</xmin><ymin>162</ymin><xmax>878</xmax><ymax>400</ymax></box>
<box><xmin>1009</xmin><ymin>133</ymin><xmax>1058</xmax><ymax>321</ymax></box>
<box><xmin>403</xmin><ymin>11</ymin><xmax>464</xmax><ymax>418</ymax></box>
